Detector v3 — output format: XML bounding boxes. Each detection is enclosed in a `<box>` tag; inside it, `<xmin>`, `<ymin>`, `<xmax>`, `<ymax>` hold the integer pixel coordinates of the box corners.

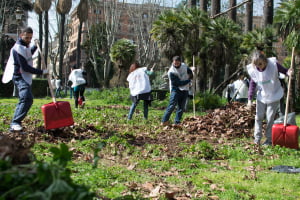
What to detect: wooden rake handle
<box><xmin>284</xmin><ymin>47</ymin><xmax>295</xmax><ymax>126</ymax></box>
<box><xmin>35</xmin><ymin>40</ymin><xmax>56</xmax><ymax>103</ymax></box>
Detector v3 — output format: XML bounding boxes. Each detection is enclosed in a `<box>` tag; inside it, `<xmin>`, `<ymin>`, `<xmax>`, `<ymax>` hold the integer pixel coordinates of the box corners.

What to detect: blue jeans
<box><xmin>55</xmin><ymin>87</ymin><xmax>62</xmax><ymax>98</ymax></box>
<box><xmin>11</xmin><ymin>76</ymin><xmax>33</xmax><ymax>126</ymax></box>
<box><xmin>162</xmin><ymin>90</ymin><xmax>188</xmax><ymax>124</ymax></box>
<box><xmin>128</xmin><ymin>100</ymin><xmax>150</xmax><ymax>120</ymax></box>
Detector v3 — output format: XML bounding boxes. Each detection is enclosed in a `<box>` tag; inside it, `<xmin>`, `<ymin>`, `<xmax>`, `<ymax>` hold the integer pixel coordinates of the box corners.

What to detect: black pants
<box><xmin>74</xmin><ymin>85</ymin><xmax>85</xmax><ymax>108</ymax></box>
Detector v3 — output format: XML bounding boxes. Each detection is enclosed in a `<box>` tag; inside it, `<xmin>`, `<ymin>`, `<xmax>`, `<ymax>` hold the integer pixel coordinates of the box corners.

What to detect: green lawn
<box><xmin>1</xmin><ymin>90</ymin><xmax>300</xmax><ymax>200</ymax></box>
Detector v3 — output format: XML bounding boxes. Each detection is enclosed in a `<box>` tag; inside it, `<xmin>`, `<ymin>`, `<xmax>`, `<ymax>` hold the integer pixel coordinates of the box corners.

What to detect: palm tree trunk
<box><xmin>229</xmin><ymin>0</ymin><xmax>237</xmax><ymax>22</ymax></box>
<box><xmin>58</xmin><ymin>14</ymin><xmax>66</xmax><ymax>78</ymax></box>
<box><xmin>245</xmin><ymin>0</ymin><xmax>253</xmax><ymax>32</ymax></box>
<box><xmin>200</xmin><ymin>0</ymin><xmax>208</xmax><ymax>12</ymax></box>
<box><xmin>37</xmin><ymin>13</ymin><xmax>43</xmax><ymax>72</ymax></box>
<box><xmin>76</xmin><ymin>22</ymin><xmax>83</xmax><ymax>68</ymax></box>
<box><xmin>211</xmin><ymin>0</ymin><xmax>221</xmax><ymax>16</ymax></box>
<box><xmin>44</xmin><ymin>11</ymin><xmax>49</xmax><ymax>68</ymax></box>
<box><xmin>188</xmin><ymin>0</ymin><xmax>196</xmax><ymax>8</ymax></box>
<box><xmin>263</xmin><ymin>0</ymin><xmax>273</xmax><ymax>27</ymax></box>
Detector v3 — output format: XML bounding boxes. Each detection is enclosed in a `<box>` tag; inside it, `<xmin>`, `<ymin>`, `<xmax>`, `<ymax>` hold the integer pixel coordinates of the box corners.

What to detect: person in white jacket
<box><xmin>68</xmin><ymin>66</ymin><xmax>86</xmax><ymax>108</ymax></box>
<box><xmin>127</xmin><ymin>62</ymin><xmax>154</xmax><ymax>120</ymax></box>
<box><xmin>247</xmin><ymin>50</ymin><xmax>292</xmax><ymax>146</ymax></box>
<box><xmin>2</xmin><ymin>27</ymin><xmax>48</xmax><ymax>131</ymax></box>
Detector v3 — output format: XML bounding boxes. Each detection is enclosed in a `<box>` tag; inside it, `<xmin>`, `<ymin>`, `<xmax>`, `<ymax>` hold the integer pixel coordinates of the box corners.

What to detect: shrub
<box><xmin>195</xmin><ymin>91</ymin><xmax>226</xmax><ymax>110</ymax></box>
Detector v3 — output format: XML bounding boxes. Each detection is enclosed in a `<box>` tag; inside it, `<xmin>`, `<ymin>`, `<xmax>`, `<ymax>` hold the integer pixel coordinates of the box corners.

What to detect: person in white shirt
<box><xmin>55</xmin><ymin>76</ymin><xmax>62</xmax><ymax>98</ymax></box>
<box><xmin>247</xmin><ymin>50</ymin><xmax>293</xmax><ymax>146</ymax></box>
<box><xmin>68</xmin><ymin>66</ymin><xmax>87</xmax><ymax>108</ymax></box>
<box><xmin>231</xmin><ymin>73</ymin><xmax>249</xmax><ymax>103</ymax></box>
<box><xmin>127</xmin><ymin>62</ymin><xmax>154</xmax><ymax>120</ymax></box>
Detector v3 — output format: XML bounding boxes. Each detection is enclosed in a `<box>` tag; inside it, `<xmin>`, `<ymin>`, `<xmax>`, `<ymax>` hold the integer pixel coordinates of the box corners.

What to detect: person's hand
<box><xmin>287</xmin><ymin>68</ymin><xmax>293</xmax><ymax>77</ymax></box>
<box><xmin>43</xmin><ymin>69</ymin><xmax>49</xmax><ymax>75</ymax></box>
<box><xmin>247</xmin><ymin>100</ymin><xmax>252</xmax><ymax>109</ymax></box>
<box><xmin>34</xmin><ymin>39</ymin><xmax>39</xmax><ymax>45</ymax></box>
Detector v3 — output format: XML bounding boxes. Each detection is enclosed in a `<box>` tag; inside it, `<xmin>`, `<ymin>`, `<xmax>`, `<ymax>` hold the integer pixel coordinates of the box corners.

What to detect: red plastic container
<box><xmin>41</xmin><ymin>101</ymin><xmax>74</xmax><ymax>130</ymax></box>
<box><xmin>78</xmin><ymin>97</ymin><xmax>83</xmax><ymax>106</ymax></box>
<box><xmin>272</xmin><ymin>123</ymin><xmax>299</xmax><ymax>149</ymax></box>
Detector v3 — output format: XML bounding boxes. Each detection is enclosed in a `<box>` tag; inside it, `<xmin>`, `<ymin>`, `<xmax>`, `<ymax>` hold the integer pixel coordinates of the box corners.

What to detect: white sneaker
<box><xmin>11</xmin><ymin>124</ymin><xmax>23</xmax><ymax>131</ymax></box>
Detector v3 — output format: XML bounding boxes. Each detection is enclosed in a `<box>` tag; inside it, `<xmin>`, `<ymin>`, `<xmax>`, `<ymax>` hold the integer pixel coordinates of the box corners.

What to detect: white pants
<box><xmin>254</xmin><ymin>99</ymin><xmax>280</xmax><ymax>144</ymax></box>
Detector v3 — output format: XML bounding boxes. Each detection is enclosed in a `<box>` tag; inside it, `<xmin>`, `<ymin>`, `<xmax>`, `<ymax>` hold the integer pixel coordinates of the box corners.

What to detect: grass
<box><xmin>1</xmin><ymin>88</ymin><xmax>300</xmax><ymax>200</ymax></box>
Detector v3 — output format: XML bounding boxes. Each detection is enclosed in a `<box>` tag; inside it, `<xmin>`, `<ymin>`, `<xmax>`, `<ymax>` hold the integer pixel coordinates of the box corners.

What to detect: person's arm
<box><xmin>13</xmin><ymin>50</ymin><xmax>43</xmax><ymax>75</ymax></box>
<box><xmin>31</xmin><ymin>45</ymin><xmax>37</xmax><ymax>55</ymax></box>
<box><xmin>248</xmin><ymin>79</ymin><xmax>256</xmax><ymax>100</ymax></box>
<box><xmin>169</xmin><ymin>72</ymin><xmax>191</xmax><ymax>87</ymax></box>
<box><xmin>277</xmin><ymin>63</ymin><xmax>289</xmax><ymax>75</ymax></box>
<box><xmin>187</xmin><ymin>67</ymin><xmax>193</xmax><ymax>79</ymax></box>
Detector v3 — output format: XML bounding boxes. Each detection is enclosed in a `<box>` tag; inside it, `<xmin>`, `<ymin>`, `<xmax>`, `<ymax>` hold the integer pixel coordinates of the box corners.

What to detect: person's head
<box><xmin>251</xmin><ymin>50</ymin><xmax>268</xmax><ymax>70</ymax></box>
<box><xmin>70</xmin><ymin>65</ymin><xmax>77</xmax><ymax>71</ymax></box>
<box><xmin>172</xmin><ymin>56</ymin><xmax>181</xmax><ymax>68</ymax></box>
<box><xmin>20</xmin><ymin>27</ymin><xmax>33</xmax><ymax>46</ymax></box>
<box><xmin>129</xmin><ymin>62</ymin><xmax>140</xmax><ymax>73</ymax></box>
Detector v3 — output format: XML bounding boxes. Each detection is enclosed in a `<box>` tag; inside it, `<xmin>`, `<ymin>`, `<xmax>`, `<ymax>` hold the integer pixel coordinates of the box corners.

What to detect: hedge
<box><xmin>0</xmin><ymin>75</ymin><xmax>48</xmax><ymax>97</ymax></box>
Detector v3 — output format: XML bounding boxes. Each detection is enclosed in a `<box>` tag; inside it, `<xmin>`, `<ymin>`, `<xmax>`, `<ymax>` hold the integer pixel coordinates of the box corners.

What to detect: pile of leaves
<box><xmin>183</xmin><ymin>102</ymin><xmax>255</xmax><ymax>140</ymax></box>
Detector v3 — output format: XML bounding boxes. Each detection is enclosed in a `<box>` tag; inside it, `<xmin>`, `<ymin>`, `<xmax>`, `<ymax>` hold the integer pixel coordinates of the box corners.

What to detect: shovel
<box><xmin>272</xmin><ymin>47</ymin><xmax>299</xmax><ymax>149</ymax></box>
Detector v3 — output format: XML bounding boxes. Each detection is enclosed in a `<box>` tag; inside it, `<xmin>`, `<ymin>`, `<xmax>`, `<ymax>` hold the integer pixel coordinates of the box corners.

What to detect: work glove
<box><xmin>43</xmin><ymin>69</ymin><xmax>49</xmax><ymax>75</ymax></box>
<box><xmin>247</xmin><ymin>100</ymin><xmax>252</xmax><ymax>109</ymax></box>
<box><xmin>287</xmin><ymin>68</ymin><xmax>293</xmax><ymax>77</ymax></box>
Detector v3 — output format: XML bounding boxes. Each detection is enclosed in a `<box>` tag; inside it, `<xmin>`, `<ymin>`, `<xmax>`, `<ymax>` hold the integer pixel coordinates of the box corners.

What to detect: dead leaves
<box><xmin>183</xmin><ymin>102</ymin><xmax>255</xmax><ymax>140</ymax></box>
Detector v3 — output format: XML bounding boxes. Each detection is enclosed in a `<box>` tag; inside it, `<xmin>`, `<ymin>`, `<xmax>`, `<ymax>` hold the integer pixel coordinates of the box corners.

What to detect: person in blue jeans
<box><xmin>127</xmin><ymin>62</ymin><xmax>154</xmax><ymax>120</ymax></box>
<box><xmin>1</xmin><ymin>27</ymin><xmax>48</xmax><ymax>131</ymax></box>
<box><xmin>161</xmin><ymin>56</ymin><xmax>193</xmax><ymax>125</ymax></box>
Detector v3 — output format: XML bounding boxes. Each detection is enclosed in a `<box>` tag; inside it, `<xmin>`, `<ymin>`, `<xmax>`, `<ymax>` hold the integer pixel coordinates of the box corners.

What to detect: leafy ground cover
<box><xmin>1</xmin><ymin>88</ymin><xmax>300</xmax><ymax>200</ymax></box>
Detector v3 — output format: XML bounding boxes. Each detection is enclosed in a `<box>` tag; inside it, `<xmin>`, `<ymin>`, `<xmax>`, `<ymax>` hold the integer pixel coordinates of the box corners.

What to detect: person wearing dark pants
<box><xmin>127</xmin><ymin>62</ymin><xmax>154</xmax><ymax>120</ymax></box>
<box><xmin>161</xmin><ymin>56</ymin><xmax>193</xmax><ymax>125</ymax></box>
<box><xmin>68</xmin><ymin>65</ymin><xmax>87</xmax><ymax>108</ymax></box>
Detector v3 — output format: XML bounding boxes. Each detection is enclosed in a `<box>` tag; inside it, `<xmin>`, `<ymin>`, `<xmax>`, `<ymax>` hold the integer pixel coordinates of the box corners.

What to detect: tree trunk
<box><xmin>263</xmin><ymin>0</ymin><xmax>273</xmax><ymax>27</ymax></box>
<box><xmin>44</xmin><ymin>11</ymin><xmax>49</xmax><ymax>68</ymax></box>
<box><xmin>200</xmin><ymin>0</ymin><xmax>208</xmax><ymax>12</ymax></box>
<box><xmin>188</xmin><ymin>0</ymin><xmax>197</xmax><ymax>8</ymax></box>
<box><xmin>37</xmin><ymin>13</ymin><xmax>43</xmax><ymax>72</ymax></box>
<box><xmin>211</xmin><ymin>0</ymin><xmax>221</xmax><ymax>16</ymax></box>
<box><xmin>58</xmin><ymin>14</ymin><xmax>66</xmax><ymax>78</ymax></box>
<box><xmin>228</xmin><ymin>0</ymin><xmax>237</xmax><ymax>22</ymax></box>
<box><xmin>76</xmin><ymin>22</ymin><xmax>83</xmax><ymax>68</ymax></box>
<box><xmin>245</xmin><ymin>0</ymin><xmax>253</xmax><ymax>32</ymax></box>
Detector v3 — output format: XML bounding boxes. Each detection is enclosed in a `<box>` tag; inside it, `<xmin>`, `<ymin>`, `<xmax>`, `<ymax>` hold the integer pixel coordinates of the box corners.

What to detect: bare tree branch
<box><xmin>211</xmin><ymin>0</ymin><xmax>251</xmax><ymax>19</ymax></box>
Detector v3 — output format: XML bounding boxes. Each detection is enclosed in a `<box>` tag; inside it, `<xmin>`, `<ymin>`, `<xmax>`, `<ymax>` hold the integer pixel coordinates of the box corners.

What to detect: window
<box><xmin>142</xmin><ymin>13</ymin><xmax>148</xmax><ymax>19</ymax></box>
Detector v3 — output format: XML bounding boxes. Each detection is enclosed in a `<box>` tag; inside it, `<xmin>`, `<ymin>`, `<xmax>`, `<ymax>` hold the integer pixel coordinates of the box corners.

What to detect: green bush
<box><xmin>0</xmin><ymin>75</ymin><xmax>48</xmax><ymax>97</ymax></box>
<box><xmin>195</xmin><ymin>91</ymin><xmax>226</xmax><ymax>110</ymax></box>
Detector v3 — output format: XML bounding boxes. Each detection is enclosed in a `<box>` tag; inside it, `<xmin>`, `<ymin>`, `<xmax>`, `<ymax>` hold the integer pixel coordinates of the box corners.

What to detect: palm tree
<box><xmin>150</xmin><ymin>9</ymin><xmax>186</xmax><ymax>61</ymax></box>
<box><xmin>110</xmin><ymin>39</ymin><xmax>136</xmax><ymax>87</ymax></box>
<box><xmin>34</xmin><ymin>0</ymin><xmax>51</xmax><ymax>72</ymax></box>
<box><xmin>76</xmin><ymin>0</ymin><xmax>88</xmax><ymax>69</ymax></box>
<box><xmin>274</xmin><ymin>0</ymin><xmax>300</xmax><ymax>111</ymax></box>
<box><xmin>56</xmin><ymin>0</ymin><xmax>72</xmax><ymax>78</ymax></box>
<box><xmin>180</xmin><ymin>8</ymin><xmax>209</xmax><ymax>92</ymax></box>
<box><xmin>206</xmin><ymin>17</ymin><xmax>243</xmax><ymax>91</ymax></box>
<box><xmin>241</xmin><ymin>27</ymin><xmax>277</xmax><ymax>57</ymax></box>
